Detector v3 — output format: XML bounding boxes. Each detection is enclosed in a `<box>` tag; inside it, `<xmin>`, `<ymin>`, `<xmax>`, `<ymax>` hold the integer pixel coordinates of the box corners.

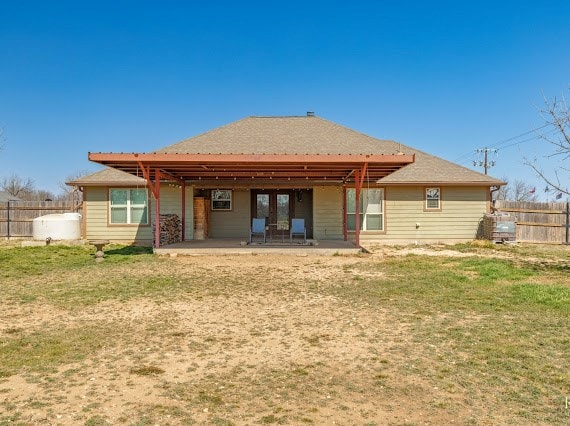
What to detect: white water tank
<box><xmin>33</xmin><ymin>213</ymin><xmax>82</xmax><ymax>241</ymax></box>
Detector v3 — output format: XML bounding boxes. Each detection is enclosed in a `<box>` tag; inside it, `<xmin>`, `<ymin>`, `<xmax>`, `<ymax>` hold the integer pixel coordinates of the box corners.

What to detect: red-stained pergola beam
<box><xmin>166</xmin><ymin>171</ymin><xmax>382</xmax><ymax>178</ymax></box>
<box><xmin>89</xmin><ymin>152</ymin><xmax>414</xmax><ymax>165</ymax></box>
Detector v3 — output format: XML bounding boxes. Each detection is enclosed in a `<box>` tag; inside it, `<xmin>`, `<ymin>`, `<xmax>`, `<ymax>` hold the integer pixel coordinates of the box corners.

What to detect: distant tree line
<box><xmin>494</xmin><ymin>177</ymin><xmax>538</xmax><ymax>202</ymax></box>
<box><xmin>1</xmin><ymin>173</ymin><xmax>83</xmax><ymax>202</ymax></box>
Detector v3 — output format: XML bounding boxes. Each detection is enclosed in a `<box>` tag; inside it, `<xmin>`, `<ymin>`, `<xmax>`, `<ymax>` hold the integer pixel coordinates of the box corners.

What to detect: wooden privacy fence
<box><xmin>494</xmin><ymin>200</ymin><xmax>570</xmax><ymax>244</ymax></box>
<box><xmin>0</xmin><ymin>201</ymin><xmax>78</xmax><ymax>238</ymax></box>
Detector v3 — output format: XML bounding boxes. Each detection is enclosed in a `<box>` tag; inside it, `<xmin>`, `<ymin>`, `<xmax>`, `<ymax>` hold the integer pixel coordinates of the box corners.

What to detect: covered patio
<box><xmin>88</xmin><ymin>152</ymin><xmax>415</xmax><ymax>248</ymax></box>
<box><xmin>153</xmin><ymin>238</ymin><xmax>361</xmax><ymax>256</ymax></box>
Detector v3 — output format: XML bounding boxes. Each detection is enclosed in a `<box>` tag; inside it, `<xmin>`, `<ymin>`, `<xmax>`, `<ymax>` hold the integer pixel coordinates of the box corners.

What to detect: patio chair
<box><xmin>290</xmin><ymin>218</ymin><xmax>306</xmax><ymax>244</ymax></box>
<box><xmin>249</xmin><ymin>218</ymin><xmax>267</xmax><ymax>243</ymax></box>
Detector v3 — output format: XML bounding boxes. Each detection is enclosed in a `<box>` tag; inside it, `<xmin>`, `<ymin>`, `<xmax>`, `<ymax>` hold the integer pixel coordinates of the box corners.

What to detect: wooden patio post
<box><xmin>154</xmin><ymin>169</ymin><xmax>161</xmax><ymax>248</ymax></box>
<box><xmin>354</xmin><ymin>163</ymin><xmax>368</xmax><ymax>248</ymax></box>
<box><xmin>342</xmin><ymin>185</ymin><xmax>347</xmax><ymax>241</ymax></box>
<box><xmin>181</xmin><ymin>180</ymin><xmax>186</xmax><ymax>241</ymax></box>
<box><xmin>354</xmin><ymin>169</ymin><xmax>361</xmax><ymax>247</ymax></box>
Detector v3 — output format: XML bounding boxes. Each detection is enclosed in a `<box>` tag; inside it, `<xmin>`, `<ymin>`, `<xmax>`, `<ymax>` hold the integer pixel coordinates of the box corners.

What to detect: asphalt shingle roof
<box><xmin>67</xmin><ymin>167</ymin><xmax>147</xmax><ymax>186</ymax></box>
<box><xmin>156</xmin><ymin>116</ymin><xmax>503</xmax><ymax>185</ymax></box>
<box><xmin>77</xmin><ymin>115</ymin><xmax>503</xmax><ymax>185</ymax></box>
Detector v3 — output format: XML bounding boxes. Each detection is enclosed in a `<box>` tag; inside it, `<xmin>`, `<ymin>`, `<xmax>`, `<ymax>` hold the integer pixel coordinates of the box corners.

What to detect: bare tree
<box><xmin>525</xmin><ymin>90</ymin><xmax>570</xmax><ymax>196</ymax></box>
<box><xmin>1</xmin><ymin>174</ymin><xmax>35</xmax><ymax>199</ymax></box>
<box><xmin>57</xmin><ymin>170</ymin><xmax>90</xmax><ymax>196</ymax></box>
<box><xmin>32</xmin><ymin>189</ymin><xmax>56</xmax><ymax>202</ymax></box>
<box><xmin>57</xmin><ymin>170</ymin><xmax>90</xmax><ymax>206</ymax></box>
<box><xmin>494</xmin><ymin>177</ymin><xmax>538</xmax><ymax>202</ymax></box>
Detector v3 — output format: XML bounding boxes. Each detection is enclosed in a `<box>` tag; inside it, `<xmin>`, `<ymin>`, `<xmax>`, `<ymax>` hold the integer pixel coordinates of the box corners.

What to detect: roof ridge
<box><xmin>249</xmin><ymin>115</ymin><xmax>315</xmax><ymax>118</ymax></box>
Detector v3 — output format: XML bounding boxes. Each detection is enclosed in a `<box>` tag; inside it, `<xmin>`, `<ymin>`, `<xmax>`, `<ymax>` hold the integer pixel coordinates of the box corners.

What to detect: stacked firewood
<box><xmin>153</xmin><ymin>214</ymin><xmax>182</xmax><ymax>246</ymax></box>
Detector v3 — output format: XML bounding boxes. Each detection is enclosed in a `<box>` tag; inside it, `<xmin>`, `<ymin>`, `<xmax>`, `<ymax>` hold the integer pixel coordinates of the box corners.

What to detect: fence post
<box><xmin>564</xmin><ymin>202</ymin><xmax>570</xmax><ymax>244</ymax></box>
<box><xmin>6</xmin><ymin>200</ymin><xmax>11</xmax><ymax>239</ymax></box>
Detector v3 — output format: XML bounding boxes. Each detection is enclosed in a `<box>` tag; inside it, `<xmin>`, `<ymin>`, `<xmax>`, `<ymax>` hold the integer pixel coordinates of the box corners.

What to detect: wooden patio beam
<box><xmin>158</xmin><ymin>170</ymin><xmax>184</xmax><ymax>183</ymax></box>
<box><xmin>89</xmin><ymin>152</ymin><xmax>415</xmax><ymax>165</ymax></box>
<box><xmin>137</xmin><ymin>161</ymin><xmax>159</xmax><ymax>199</ymax></box>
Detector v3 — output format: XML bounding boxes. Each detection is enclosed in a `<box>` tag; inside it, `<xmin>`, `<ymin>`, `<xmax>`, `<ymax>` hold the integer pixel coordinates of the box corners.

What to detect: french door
<box><xmin>251</xmin><ymin>190</ymin><xmax>294</xmax><ymax>230</ymax></box>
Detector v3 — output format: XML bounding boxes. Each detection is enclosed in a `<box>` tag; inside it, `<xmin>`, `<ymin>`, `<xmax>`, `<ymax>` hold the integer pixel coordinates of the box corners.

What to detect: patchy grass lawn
<box><xmin>0</xmin><ymin>242</ymin><xmax>568</xmax><ymax>425</ymax></box>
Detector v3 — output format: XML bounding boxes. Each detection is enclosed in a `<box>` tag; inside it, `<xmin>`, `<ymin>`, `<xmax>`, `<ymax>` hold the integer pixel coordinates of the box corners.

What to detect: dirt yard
<box><xmin>1</xmin><ymin>243</ymin><xmax>569</xmax><ymax>425</ymax></box>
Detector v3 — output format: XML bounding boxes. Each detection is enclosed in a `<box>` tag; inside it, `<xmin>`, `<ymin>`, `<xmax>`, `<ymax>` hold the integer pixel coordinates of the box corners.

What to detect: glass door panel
<box><xmin>256</xmin><ymin>194</ymin><xmax>269</xmax><ymax>220</ymax></box>
<box><xmin>276</xmin><ymin>194</ymin><xmax>290</xmax><ymax>230</ymax></box>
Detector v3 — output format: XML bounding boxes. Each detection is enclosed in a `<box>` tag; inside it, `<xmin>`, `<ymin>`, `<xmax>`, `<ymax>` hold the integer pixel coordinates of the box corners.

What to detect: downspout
<box><xmin>490</xmin><ymin>185</ymin><xmax>501</xmax><ymax>213</ymax></box>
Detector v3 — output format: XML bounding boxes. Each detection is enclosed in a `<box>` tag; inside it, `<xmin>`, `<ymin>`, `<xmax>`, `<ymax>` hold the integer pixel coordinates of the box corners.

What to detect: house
<box><xmin>0</xmin><ymin>191</ymin><xmax>22</xmax><ymax>202</ymax></box>
<box><xmin>69</xmin><ymin>114</ymin><xmax>504</xmax><ymax>247</ymax></box>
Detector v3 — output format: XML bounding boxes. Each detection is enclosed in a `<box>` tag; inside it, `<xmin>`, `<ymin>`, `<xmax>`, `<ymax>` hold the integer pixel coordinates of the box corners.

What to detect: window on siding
<box><xmin>346</xmin><ymin>188</ymin><xmax>384</xmax><ymax>231</ymax></box>
<box><xmin>211</xmin><ymin>189</ymin><xmax>232</xmax><ymax>210</ymax></box>
<box><xmin>425</xmin><ymin>187</ymin><xmax>441</xmax><ymax>210</ymax></box>
<box><xmin>110</xmin><ymin>189</ymin><xmax>148</xmax><ymax>224</ymax></box>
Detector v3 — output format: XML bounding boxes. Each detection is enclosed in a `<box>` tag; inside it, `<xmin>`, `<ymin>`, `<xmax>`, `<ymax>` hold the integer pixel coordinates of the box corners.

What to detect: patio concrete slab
<box><xmin>154</xmin><ymin>239</ymin><xmax>361</xmax><ymax>256</ymax></box>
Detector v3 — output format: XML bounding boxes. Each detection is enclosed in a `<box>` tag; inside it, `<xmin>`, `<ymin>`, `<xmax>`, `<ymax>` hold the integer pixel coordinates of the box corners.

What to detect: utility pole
<box><xmin>473</xmin><ymin>148</ymin><xmax>497</xmax><ymax>175</ymax></box>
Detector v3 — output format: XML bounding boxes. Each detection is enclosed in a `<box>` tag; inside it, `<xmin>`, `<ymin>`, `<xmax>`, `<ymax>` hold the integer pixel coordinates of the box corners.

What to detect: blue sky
<box><xmin>1</xmin><ymin>1</ymin><xmax>569</xmax><ymax>199</ymax></box>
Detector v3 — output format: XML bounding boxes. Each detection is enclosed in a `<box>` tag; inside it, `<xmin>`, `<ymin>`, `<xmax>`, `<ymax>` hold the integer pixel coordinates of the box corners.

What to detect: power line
<box><xmin>487</xmin><ymin>123</ymin><xmax>550</xmax><ymax>150</ymax></box>
<box><xmin>497</xmin><ymin>126</ymin><xmax>559</xmax><ymax>150</ymax></box>
<box><xmin>460</xmin><ymin>126</ymin><xmax>561</xmax><ymax>170</ymax></box>
<box><xmin>453</xmin><ymin>123</ymin><xmax>551</xmax><ymax>163</ymax></box>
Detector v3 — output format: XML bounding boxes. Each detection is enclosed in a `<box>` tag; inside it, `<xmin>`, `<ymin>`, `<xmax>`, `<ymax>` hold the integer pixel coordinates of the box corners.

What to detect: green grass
<box><xmin>0</xmin><ymin>243</ymin><xmax>568</xmax><ymax>424</ymax></box>
<box><xmin>0</xmin><ymin>244</ymin><xmax>154</xmax><ymax>280</ymax></box>
<box><xmin>327</xmin><ymin>253</ymin><xmax>570</xmax><ymax>423</ymax></box>
<box><xmin>0</xmin><ymin>244</ymin><xmax>198</xmax><ymax>307</ymax></box>
<box><xmin>0</xmin><ymin>324</ymin><xmax>124</xmax><ymax>377</ymax></box>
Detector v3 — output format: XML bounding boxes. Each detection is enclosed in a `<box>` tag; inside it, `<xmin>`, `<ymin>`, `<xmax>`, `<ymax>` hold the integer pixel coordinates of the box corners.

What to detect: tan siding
<box><xmin>84</xmin><ymin>187</ymin><xmax>152</xmax><ymax>244</ymax></box>
<box><xmin>359</xmin><ymin>186</ymin><xmax>488</xmax><ymax>243</ymax></box>
<box><xmin>156</xmin><ymin>185</ymin><xmax>194</xmax><ymax>240</ymax></box>
<box><xmin>313</xmin><ymin>186</ymin><xmax>343</xmax><ymax>240</ymax></box>
<box><xmin>83</xmin><ymin>184</ymin><xmax>193</xmax><ymax>245</ymax></box>
<box><xmin>209</xmin><ymin>189</ymin><xmax>250</xmax><ymax>238</ymax></box>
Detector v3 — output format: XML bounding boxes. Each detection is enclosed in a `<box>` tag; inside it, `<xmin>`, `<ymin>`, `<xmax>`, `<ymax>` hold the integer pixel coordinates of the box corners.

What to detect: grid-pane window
<box><xmin>109</xmin><ymin>188</ymin><xmax>148</xmax><ymax>224</ymax></box>
<box><xmin>425</xmin><ymin>187</ymin><xmax>441</xmax><ymax>210</ymax></box>
<box><xmin>211</xmin><ymin>190</ymin><xmax>232</xmax><ymax>210</ymax></box>
<box><xmin>346</xmin><ymin>188</ymin><xmax>384</xmax><ymax>231</ymax></box>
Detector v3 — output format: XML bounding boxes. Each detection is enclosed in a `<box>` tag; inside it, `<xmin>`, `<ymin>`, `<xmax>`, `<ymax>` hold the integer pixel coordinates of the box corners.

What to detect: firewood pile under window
<box><xmin>153</xmin><ymin>213</ymin><xmax>182</xmax><ymax>246</ymax></box>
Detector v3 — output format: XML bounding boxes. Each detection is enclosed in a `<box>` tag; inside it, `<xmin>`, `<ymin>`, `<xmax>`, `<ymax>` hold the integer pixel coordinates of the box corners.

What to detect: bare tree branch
<box><xmin>1</xmin><ymin>174</ymin><xmax>35</xmax><ymax>198</ymax></box>
<box><xmin>0</xmin><ymin>127</ymin><xmax>5</xmax><ymax>152</ymax></box>
<box><xmin>494</xmin><ymin>177</ymin><xmax>538</xmax><ymax>202</ymax></box>
<box><xmin>524</xmin><ymin>89</ymin><xmax>570</xmax><ymax>196</ymax></box>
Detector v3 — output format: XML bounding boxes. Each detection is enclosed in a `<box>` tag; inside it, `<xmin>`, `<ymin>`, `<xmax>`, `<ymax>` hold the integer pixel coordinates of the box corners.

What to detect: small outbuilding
<box><xmin>0</xmin><ymin>191</ymin><xmax>22</xmax><ymax>202</ymax></box>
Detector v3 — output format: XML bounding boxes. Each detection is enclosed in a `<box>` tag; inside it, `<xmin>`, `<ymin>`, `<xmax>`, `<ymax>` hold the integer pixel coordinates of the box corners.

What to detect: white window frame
<box><xmin>425</xmin><ymin>187</ymin><xmax>441</xmax><ymax>210</ymax></box>
<box><xmin>346</xmin><ymin>188</ymin><xmax>385</xmax><ymax>231</ymax></box>
<box><xmin>211</xmin><ymin>189</ymin><xmax>232</xmax><ymax>211</ymax></box>
<box><xmin>109</xmin><ymin>188</ymin><xmax>149</xmax><ymax>225</ymax></box>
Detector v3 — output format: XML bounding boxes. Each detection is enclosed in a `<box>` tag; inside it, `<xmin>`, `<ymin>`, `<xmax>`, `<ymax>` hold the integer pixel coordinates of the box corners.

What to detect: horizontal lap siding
<box><xmin>158</xmin><ymin>186</ymin><xmax>194</xmax><ymax>241</ymax></box>
<box><xmin>361</xmin><ymin>186</ymin><xmax>488</xmax><ymax>243</ymax></box>
<box><xmin>209</xmin><ymin>189</ymin><xmax>250</xmax><ymax>238</ymax></box>
<box><xmin>84</xmin><ymin>187</ymin><xmax>152</xmax><ymax>243</ymax></box>
<box><xmin>84</xmin><ymin>185</ymin><xmax>193</xmax><ymax>244</ymax></box>
<box><xmin>313</xmin><ymin>186</ymin><xmax>343</xmax><ymax>240</ymax></box>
